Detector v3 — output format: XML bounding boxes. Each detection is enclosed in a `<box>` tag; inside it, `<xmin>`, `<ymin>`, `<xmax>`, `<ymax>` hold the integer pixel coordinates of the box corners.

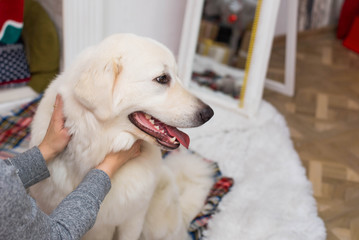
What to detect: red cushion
<box><xmin>0</xmin><ymin>0</ymin><xmax>24</xmax><ymax>44</ymax></box>
<box><xmin>0</xmin><ymin>0</ymin><xmax>23</xmax><ymax>25</ymax></box>
<box><xmin>343</xmin><ymin>16</ymin><xmax>359</xmax><ymax>53</ymax></box>
<box><xmin>337</xmin><ymin>0</ymin><xmax>359</xmax><ymax>39</ymax></box>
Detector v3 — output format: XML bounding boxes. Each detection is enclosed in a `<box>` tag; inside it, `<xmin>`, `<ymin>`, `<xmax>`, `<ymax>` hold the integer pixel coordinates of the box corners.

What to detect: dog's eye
<box><xmin>154</xmin><ymin>74</ymin><xmax>170</xmax><ymax>84</ymax></box>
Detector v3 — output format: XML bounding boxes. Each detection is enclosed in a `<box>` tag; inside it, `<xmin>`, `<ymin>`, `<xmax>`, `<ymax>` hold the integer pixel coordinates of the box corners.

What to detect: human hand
<box><xmin>38</xmin><ymin>94</ymin><xmax>71</xmax><ymax>162</ymax></box>
<box><xmin>96</xmin><ymin>140</ymin><xmax>142</xmax><ymax>178</ymax></box>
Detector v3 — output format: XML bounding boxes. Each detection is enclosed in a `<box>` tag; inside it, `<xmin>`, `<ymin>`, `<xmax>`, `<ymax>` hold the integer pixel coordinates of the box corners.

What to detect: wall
<box><xmin>63</xmin><ymin>0</ymin><xmax>187</xmax><ymax>69</ymax></box>
<box><xmin>103</xmin><ymin>0</ymin><xmax>187</xmax><ymax>56</ymax></box>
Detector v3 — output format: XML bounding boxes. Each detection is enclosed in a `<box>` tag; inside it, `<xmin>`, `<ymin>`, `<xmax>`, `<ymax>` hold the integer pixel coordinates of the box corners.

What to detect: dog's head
<box><xmin>72</xmin><ymin>34</ymin><xmax>213</xmax><ymax>150</ymax></box>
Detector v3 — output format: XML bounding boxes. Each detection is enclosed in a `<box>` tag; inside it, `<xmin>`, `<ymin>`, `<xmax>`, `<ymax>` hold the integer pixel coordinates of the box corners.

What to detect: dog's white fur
<box><xmin>30</xmin><ymin>34</ymin><xmax>214</xmax><ymax>240</ymax></box>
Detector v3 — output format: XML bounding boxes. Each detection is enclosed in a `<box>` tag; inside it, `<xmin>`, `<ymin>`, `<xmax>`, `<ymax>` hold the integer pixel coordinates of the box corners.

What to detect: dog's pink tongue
<box><xmin>166</xmin><ymin>126</ymin><xmax>190</xmax><ymax>149</ymax></box>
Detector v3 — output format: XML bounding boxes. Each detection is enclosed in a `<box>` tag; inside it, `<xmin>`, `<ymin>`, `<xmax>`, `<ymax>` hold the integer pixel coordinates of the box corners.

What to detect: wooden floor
<box><xmin>263</xmin><ymin>29</ymin><xmax>359</xmax><ymax>240</ymax></box>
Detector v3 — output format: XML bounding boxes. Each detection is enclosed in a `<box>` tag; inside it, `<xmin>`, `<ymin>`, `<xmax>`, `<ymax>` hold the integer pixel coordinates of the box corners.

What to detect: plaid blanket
<box><xmin>0</xmin><ymin>95</ymin><xmax>41</xmax><ymax>157</ymax></box>
<box><xmin>188</xmin><ymin>171</ymin><xmax>234</xmax><ymax>239</ymax></box>
<box><xmin>1</xmin><ymin>97</ymin><xmax>234</xmax><ymax>239</ymax></box>
<box><xmin>163</xmin><ymin>151</ymin><xmax>234</xmax><ymax>240</ymax></box>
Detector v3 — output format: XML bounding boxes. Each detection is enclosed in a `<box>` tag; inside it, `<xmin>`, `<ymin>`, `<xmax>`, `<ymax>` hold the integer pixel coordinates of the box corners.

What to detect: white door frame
<box><xmin>265</xmin><ymin>0</ymin><xmax>298</xmax><ymax>97</ymax></box>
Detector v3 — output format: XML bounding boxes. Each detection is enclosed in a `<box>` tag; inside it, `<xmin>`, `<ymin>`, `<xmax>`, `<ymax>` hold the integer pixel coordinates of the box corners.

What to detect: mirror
<box><xmin>178</xmin><ymin>0</ymin><xmax>281</xmax><ymax>117</ymax></box>
<box><xmin>194</xmin><ymin>0</ymin><xmax>257</xmax><ymax>99</ymax></box>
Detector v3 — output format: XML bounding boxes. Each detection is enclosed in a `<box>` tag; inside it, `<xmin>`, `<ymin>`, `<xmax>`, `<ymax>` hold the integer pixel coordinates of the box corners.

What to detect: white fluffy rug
<box><xmin>185</xmin><ymin>86</ymin><xmax>326</xmax><ymax>240</ymax></box>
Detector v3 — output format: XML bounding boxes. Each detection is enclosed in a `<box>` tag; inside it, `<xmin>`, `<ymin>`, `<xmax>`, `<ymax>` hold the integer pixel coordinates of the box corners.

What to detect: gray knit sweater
<box><xmin>0</xmin><ymin>147</ymin><xmax>111</xmax><ymax>240</ymax></box>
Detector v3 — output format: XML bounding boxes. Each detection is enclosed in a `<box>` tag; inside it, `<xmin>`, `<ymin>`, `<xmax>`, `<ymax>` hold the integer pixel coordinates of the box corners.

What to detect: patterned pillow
<box><xmin>0</xmin><ymin>43</ymin><xmax>31</xmax><ymax>88</ymax></box>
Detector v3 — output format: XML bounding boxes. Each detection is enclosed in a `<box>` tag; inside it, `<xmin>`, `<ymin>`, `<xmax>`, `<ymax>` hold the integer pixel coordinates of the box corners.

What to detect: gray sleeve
<box><xmin>0</xmin><ymin>159</ymin><xmax>111</xmax><ymax>240</ymax></box>
<box><xmin>4</xmin><ymin>147</ymin><xmax>50</xmax><ymax>188</ymax></box>
<box><xmin>49</xmin><ymin>169</ymin><xmax>111</xmax><ymax>239</ymax></box>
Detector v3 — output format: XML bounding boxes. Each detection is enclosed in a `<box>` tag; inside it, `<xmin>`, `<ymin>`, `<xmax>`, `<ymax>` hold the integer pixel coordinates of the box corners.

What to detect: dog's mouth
<box><xmin>128</xmin><ymin>111</ymin><xmax>190</xmax><ymax>150</ymax></box>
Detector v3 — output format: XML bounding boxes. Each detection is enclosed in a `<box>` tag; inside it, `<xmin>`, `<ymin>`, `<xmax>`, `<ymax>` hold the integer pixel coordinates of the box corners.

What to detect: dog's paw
<box><xmin>110</xmin><ymin>132</ymin><xmax>137</xmax><ymax>152</ymax></box>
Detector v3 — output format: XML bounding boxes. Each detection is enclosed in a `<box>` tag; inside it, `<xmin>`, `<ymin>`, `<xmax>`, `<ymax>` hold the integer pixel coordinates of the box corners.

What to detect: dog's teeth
<box><xmin>161</xmin><ymin>130</ymin><xmax>165</xmax><ymax>133</ymax></box>
<box><xmin>170</xmin><ymin>137</ymin><xmax>177</xmax><ymax>143</ymax></box>
<box><xmin>145</xmin><ymin>114</ymin><xmax>151</xmax><ymax>120</ymax></box>
<box><xmin>154</xmin><ymin>125</ymin><xmax>160</xmax><ymax>130</ymax></box>
<box><xmin>149</xmin><ymin>119</ymin><xmax>155</xmax><ymax>124</ymax></box>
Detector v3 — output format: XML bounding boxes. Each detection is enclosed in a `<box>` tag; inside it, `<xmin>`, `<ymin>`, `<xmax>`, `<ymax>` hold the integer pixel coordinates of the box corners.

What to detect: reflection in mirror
<box><xmin>180</xmin><ymin>0</ymin><xmax>281</xmax><ymax>116</ymax></box>
<box><xmin>191</xmin><ymin>0</ymin><xmax>258</xmax><ymax>100</ymax></box>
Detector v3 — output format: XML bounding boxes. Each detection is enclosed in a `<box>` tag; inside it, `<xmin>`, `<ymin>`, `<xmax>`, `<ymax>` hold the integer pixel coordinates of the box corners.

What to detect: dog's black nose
<box><xmin>199</xmin><ymin>105</ymin><xmax>214</xmax><ymax>123</ymax></box>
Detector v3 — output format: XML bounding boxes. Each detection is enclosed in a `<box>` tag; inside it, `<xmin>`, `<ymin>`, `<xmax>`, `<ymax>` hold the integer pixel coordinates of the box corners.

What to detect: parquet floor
<box><xmin>263</xmin><ymin>29</ymin><xmax>359</xmax><ymax>240</ymax></box>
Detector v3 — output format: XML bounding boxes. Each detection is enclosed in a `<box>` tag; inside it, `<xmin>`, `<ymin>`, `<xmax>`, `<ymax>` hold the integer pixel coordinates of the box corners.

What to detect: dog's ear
<box><xmin>74</xmin><ymin>57</ymin><xmax>122</xmax><ymax>120</ymax></box>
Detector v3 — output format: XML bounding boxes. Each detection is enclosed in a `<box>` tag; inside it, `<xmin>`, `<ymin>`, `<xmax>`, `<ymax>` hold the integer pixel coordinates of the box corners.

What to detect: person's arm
<box><xmin>49</xmin><ymin>168</ymin><xmax>112</xmax><ymax>239</ymax></box>
<box><xmin>0</xmin><ymin>159</ymin><xmax>110</xmax><ymax>240</ymax></box>
<box><xmin>4</xmin><ymin>147</ymin><xmax>50</xmax><ymax>188</ymax></box>
<box><xmin>48</xmin><ymin>142</ymin><xmax>141</xmax><ymax>239</ymax></box>
<box><xmin>0</xmin><ymin>141</ymin><xmax>141</xmax><ymax>240</ymax></box>
<box><xmin>1</xmin><ymin>93</ymin><xmax>142</xmax><ymax>239</ymax></box>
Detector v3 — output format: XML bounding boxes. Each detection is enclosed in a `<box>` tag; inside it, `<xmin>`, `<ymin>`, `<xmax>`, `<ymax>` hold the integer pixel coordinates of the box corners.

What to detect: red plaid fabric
<box><xmin>163</xmin><ymin>150</ymin><xmax>234</xmax><ymax>239</ymax></box>
<box><xmin>0</xmin><ymin>95</ymin><xmax>40</xmax><ymax>150</ymax></box>
<box><xmin>188</xmin><ymin>176</ymin><xmax>234</xmax><ymax>239</ymax></box>
<box><xmin>209</xmin><ymin>177</ymin><xmax>233</xmax><ymax>197</ymax></box>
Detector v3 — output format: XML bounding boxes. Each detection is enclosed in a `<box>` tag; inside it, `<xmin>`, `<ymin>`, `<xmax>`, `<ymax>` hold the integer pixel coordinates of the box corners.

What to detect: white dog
<box><xmin>30</xmin><ymin>34</ymin><xmax>214</xmax><ymax>240</ymax></box>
